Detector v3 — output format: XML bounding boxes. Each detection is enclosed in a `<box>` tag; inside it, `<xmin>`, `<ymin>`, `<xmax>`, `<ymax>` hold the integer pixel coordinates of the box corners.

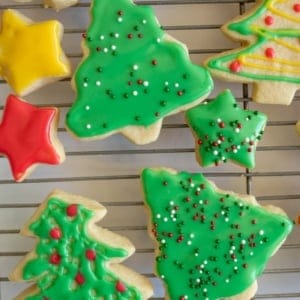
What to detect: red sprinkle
<box><xmin>264</xmin><ymin>15</ymin><xmax>274</xmax><ymax>26</ymax></box>
<box><xmin>75</xmin><ymin>272</ymin><xmax>85</xmax><ymax>285</ymax></box>
<box><xmin>229</xmin><ymin>60</ymin><xmax>241</xmax><ymax>72</ymax></box>
<box><xmin>197</xmin><ymin>139</ymin><xmax>203</xmax><ymax>145</ymax></box>
<box><xmin>49</xmin><ymin>253</ymin><xmax>61</xmax><ymax>265</ymax></box>
<box><xmin>86</xmin><ymin>249</ymin><xmax>96</xmax><ymax>261</ymax></box>
<box><xmin>294</xmin><ymin>4</ymin><xmax>300</xmax><ymax>12</ymax></box>
<box><xmin>82</xmin><ymin>32</ymin><xmax>87</xmax><ymax>38</ymax></box>
<box><xmin>218</xmin><ymin>121</ymin><xmax>225</xmax><ymax>128</ymax></box>
<box><xmin>116</xmin><ymin>280</ymin><xmax>127</xmax><ymax>293</ymax></box>
<box><xmin>265</xmin><ymin>47</ymin><xmax>275</xmax><ymax>59</ymax></box>
<box><xmin>66</xmin><ymin>204</ymin><xmax>78</xmax><ymax>217</ymax></box>
<box><xmin>50</xmin><ymin>228</ymin><xmax>62</xmax><ymax>240</ymax></box>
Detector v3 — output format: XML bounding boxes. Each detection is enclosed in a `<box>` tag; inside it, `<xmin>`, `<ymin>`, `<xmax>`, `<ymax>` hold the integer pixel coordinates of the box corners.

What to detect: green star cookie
<box><xmin>186</xmin><ymin>90</ymin><xmax>267</xmax><ymax>168</ymax></box>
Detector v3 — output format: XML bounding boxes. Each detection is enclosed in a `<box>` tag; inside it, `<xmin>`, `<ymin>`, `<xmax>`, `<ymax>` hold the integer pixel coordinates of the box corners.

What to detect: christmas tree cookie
<box><xmin>0</xmin><ymin>9</ymin><xmax>71</xmax><ymax>96</ymax></box>
<box><xmin>206</xmin><ymin>0</ymin><xmax>300</xmax><ymax>105</ymax></box>
<box><xmin>142</xmin><ymin>168</ymin><xmax>293</xmax><ymax>300</ymax></box>
<box><xmin>65</xmin><ymin>0</ymin><xmax>213</xmax><ymax>145</ymax></box>
<box><xmin>0</xmin><ymin>94</ymin><xmax>65</xmax><ymax>182</ymax></box>
<box><xmin>186</xmin><ymin>89</ymin><xmax>267</xmax><ymax>168</ymax></box>
<box><xmin>9</xmin><ymin>190</ymin><xmax>153</xmax><ymax>300</ymax></box>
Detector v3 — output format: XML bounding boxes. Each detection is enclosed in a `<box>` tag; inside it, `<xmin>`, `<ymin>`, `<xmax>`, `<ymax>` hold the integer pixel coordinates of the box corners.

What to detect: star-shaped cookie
<box><xmin>0</xmin><ymin>95</ymin><xmax>65</xmax><ymax>182</ymax></box>
<box><xmin>0</xmin><ymin>10</ymin><xmax>71</xmax><ymax>96</ymax></box>
<box><xmin>185</xmin><ymin>90</ymin><xmax>267</xmax><ymax>168</ymax></box>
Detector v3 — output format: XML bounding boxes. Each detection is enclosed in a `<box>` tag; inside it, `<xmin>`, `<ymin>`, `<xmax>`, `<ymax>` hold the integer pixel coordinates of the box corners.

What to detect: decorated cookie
<box><xmin>206</xmin><ymin>0</ymin><xmax>300</xmax><ymax>105</ymax></box>
<box><xmin>9</xmin><ymin>190</ymin><xmax>153</xmax><ymax>299</ymax></box>
<box><xmin>14</xmin><ymin>0</ymin><xmax>78</xmax><ymax>11</ymax></box>
<box><xmin>65</xmin><ymin>0</ymin><xmax>213</xmax><ymax>145</ymax></box>
<box><xmin>185</xmin><ymin>89</ymin><xmax>267</xmax><ymax>168</ymax></box>
<box><xmin>0</xmin><ymin>9</ymin><xmax>71</xmax><ymax>96</ymax></box>
<box><xmin>0</xmin><ymin>95</ymin><xmax>65</xmax><ymax>182</ymax></box>
<box><xmin>142</xmin><ymin>168</ymin><xmax>293</xmax><ymax>300</ymax></box>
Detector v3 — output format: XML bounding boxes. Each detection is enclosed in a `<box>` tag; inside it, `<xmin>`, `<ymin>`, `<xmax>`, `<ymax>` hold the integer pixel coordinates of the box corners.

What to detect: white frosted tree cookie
<box><xmin>206</xmin><ymin>0</ymin><xmax>300</xmax><ymax>105</ymax></box>
<box><xmin>142</xmin><ymin>168</ymin><xmax>293</xmax><ymax>300</ymax></box>
<box><xmin>10</xmin><ymin>190</ymin><xmax>153</xmax><ymax>299</ymax></box>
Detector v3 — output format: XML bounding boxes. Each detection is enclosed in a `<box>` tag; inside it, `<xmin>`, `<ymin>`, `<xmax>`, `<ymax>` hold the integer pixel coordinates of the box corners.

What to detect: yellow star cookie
<box><xmin>0</xmin><ymin>10</ymin><xmax>71</xmax><ymax>96</ymax></box>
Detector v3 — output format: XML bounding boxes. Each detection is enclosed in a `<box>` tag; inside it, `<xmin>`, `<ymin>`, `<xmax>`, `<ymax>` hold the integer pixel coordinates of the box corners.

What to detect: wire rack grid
<box><xmin>0</xmin><ymin>0</ymin><xmax>299</xmax><ymax>299</ymax></box>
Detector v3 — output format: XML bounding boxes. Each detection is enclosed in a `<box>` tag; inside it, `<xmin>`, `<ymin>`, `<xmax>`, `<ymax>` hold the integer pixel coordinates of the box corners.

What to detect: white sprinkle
<box><xmin>239</xmin><ymin>202</ymin><xmax>243</xmax><ymax>207</ymax></box>
<box><xmin>172</xmin><ymin>218</ymin><xmax>177</xmax><ymax>222</ymax></box>
<box><xmin>203</xmin><ymin>288</ymin><xmax>207</xmax><ymax>293</ymax></box>
<box><xmin>229</xmin><ymin>250</ymin><xmax>234</xmax><ymax>254</ymax></box>
<box><xmin>233</xmin><ymin>149</ymin><xmax>238</xmax><ymax>153</ymax></box>
<box><xmin>174</xmin><ymin>83</ymin><xmax>179</xmax><ymax>88</ymax></box>
<box><xmin>260</xmin><ymin>241</ymin><xmax>263</xmax><ymax>244</ymax></box>
<box><xmin>213</xmin><ymin>150</ymin><xmax>218</xmax><ymax>156</ymax></box>
<box><xmin>235</xmin><ymin>128</ymin><xmax>240</xmax><ymax>133</ymax></box>
<box><xmin>222</xmin><ymin>157</ymin><xmax>226</xmax><ymax>161</ymax></box>
<box><xmin>104</xmin><ymin>48</ymin><xmax>108</xmax><ymax>53</ymax></box>
<box><xmin>201</xmin><ymin>264</ymin><xmax>204</xmax><ymax>269</ymax></box>
<box><xmin>204</xmin><ymin>260</ymin><xmax>208</xmax><ymax>265</ymax></box>
<box><xmin>199</xmin><ymin>200</ymin><xmax>203</xmax><ymax>204</ymax></box>
<box><xmin>100</xmin><ymin>35</ymin><xmax>105</xmax><ymax>40</ymax></box>
<box><xmin>117</xmin><ymin>17</ymin><xmax>123</xmax><ymax>22</ymax></box>
<box><xmin>161</xmin><ymin>239</ymin><xmax>166</xmax><ymax>244</ymax></box>
<box><xmin>164</xmin><ymin>81</ymin><xmax>169</xmax><ymax>86</ymax></box>
<box><xmin>142</xmin><ymin>19</ymin><xmax>147</xmax><ymax>24</ymax></box>
<box><xmin>195</xmin><ymin>253</ymin><xmax>199</xmax><ymax>257</ymax></box>
<box><xmin>259</xmin><ymin>230</ymin><xmax>264</xmax><ymax>235</ymax></box>
<box><xmin>225</xmin><ymin>217</ymin><xmax>229</xmax><ymax>222</ymax></box>
<box><xmin>245</xmin><ymin>137</ymin><xmax>250</xmax><ymax>143</ymax></box>
<box><xmin>143</xmin><ymin>81</ymin><xmax>149</xmax><ymax>87</ymax></box>
<box><xmin>196</xmin><ymin>278</ymin><xmax>201</xmax><ymax>283</ymax></box>
<box><xmin>133</xmin><ymin>64</ymin><xmax>139</xmax><ymax>70</ymax></box>
<box><xmin>85</xmin><ymin>105</ymin><xmax>90</xmax><ymax>111</ymax></box>
<box><xmin>217</xmin><ymin>118</ymin><xmax>222</xmax><ymax>122</ymax></box>
<box><xmin>96</xmin><ymin>80</ymin><xmax>101</xmax><ymax>86</ymax></box>
<box><xmin>234</xmin><ymin>258</ymin><xmax>238</xmax><ymax>262</ymax></box>
<box><xmin>225</xmin><ymin>279</ymin><xmax>230</xmax><ymax>283</ymax></box>
<box><xmin>161</xmin><ymin>275</ymin><xmax>165</xmax><ymax>279</ymax></box>
<box><xmin>170</xmin><ymin>201</ymin><xmax>174</xmax><ymax>205</ymax></box>
<box><xmin>237</xmin><ymin>145</ymin><xmax>241</xmax><ymax>149</ymax></box>
<box><xmin>163</xmin><ymin>217</ymin><xmax>168</xmax><ymax>222</ymax></box>
<box><xmin>171</xmin><ymin>210</ymin><xmax>176</xmax><ymax>214</ymax></box>
<box><xmin>241</xmin><ymin>240</ymin><xmax>246</xmax><ymax>245</ymax></box>
<box><xmin>250</xmin><ymin>251</ymin><xmax>254</xmax><ymax>256</ymax></box>
<box><xmin>86</xmin><ymin>124</ymin><xmax>91</xmax><ymax>129</ymax></box>
<box><xmin>133</xmin><ymin>90</ymin><xmax>138</xmax><ymax>96</ymax></box>
<box><xmin>115</xmin><ymin>33</ymin><xmax>119</xmax><ymax>38</ymax></box>
<box><xmin>111</xmin><ymin>45</ymin><xmax>117</xmax><ymax>50</ymax></box>
<box><xmin>157</xmin><ymin>38</ymin><xmax>161</xmax><ymax>43</ymax></box>
<box><xmin>190</xmin><ymin>233</ymin><xmax>195</xmax><ymax>238</ymax></box>
<box><xmin>218</xmin><ymin>140</ymin><xmax>222</xmax><ymax>144</ymax></box>
<box><xmin>231</xmin><ymin>246</ymin><xmax>236</xmax><ymax>250</ymax></box>
<box><xmin>234</xmin><ymin>266</ymin><xmax>238</xmax><ymax>270</ymax></box>
<box><xmin>83</xmin><ymin>82</ymin><xmax>88</xmax><ymax>87</ymax></box>
<box><xmin>156</xmin><ymin>214</ymin><xmax>161</xmax><ymax>219</ymax></box>
<box><xmin>221</xmin><ymin>211</ymin><xmax>225</xmax><ymax>215</ymax></box>
<box><xmin>187</xmin><ymin>240</ymin><xmax>192</xmax><ymax>245</ymax></box>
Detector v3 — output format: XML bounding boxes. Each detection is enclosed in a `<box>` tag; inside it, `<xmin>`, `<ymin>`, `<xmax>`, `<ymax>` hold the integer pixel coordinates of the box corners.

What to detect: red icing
<box><xmin>229</xmin><ymin>60</ymin><xmax>241</xmax><ymax>72</ymax></box>
<box><xmin>66</xmin><ymin>204</ymin><xmax>78</xmax><ymax>217</ymax></box>
<box><xmin>264</xmin><ymin>15</ymin><xmax>274</xmax><ymax>26</ymax></box>
<box><xmin>75</xmin><ymin>272</ymin><xmax>85</xmax><ymax>285</ymax></box>
<box><xmin>50</xmin><ymin>227</ymin><xmax>62</xmax><ymax>240</ymax></box>
<box><xmin>265</xmin><ymin>47</ymin><xmax>275</xmax><ymax>59</ymax></box>
<box><xmin>293</xmin><ymin>4</ymin><xmax>300</xmax><ymax>12</ymax></box>
<box><xmin>0</xmin><ymin>94</ymin><xmax>62</xmax><ymax>182</ymax></box>
<box><xmin>49</xmin><ymin>253</ymin><xmax>61</xmax><ymax>265</ymax></box>
<box><xmin>86</xmin><ymin>249</ymin><xmax>96</xmax><ymax>261</ymax></box>
<box><xmin>116</xmin><ymin>280</ymin><xmax>127</xmax><ymax>293</ymax></box>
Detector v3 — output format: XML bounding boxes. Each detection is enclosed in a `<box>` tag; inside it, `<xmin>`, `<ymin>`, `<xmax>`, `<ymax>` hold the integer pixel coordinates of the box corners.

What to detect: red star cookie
<box><xmin>0</xmin><ymin>95</ymin><xmax>65</xmax><ymax>182</ymax></box>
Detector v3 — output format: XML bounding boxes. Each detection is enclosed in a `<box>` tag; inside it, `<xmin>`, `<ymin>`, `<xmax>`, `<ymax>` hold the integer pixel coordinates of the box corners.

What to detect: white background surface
<box><xmin>0</xmin><ymin>0</ymin><xmax>299</xmax><ymax>299</ymax></box>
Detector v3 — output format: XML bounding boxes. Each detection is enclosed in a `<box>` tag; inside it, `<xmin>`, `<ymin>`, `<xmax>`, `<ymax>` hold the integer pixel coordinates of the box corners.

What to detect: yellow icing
<box><xmin>267</xmin><ymin>0</ymin><xmax>300</xmax><ymax>23</ymax></box>
<box><xmin>0</xmin><ymin>9</ymin><xmax>70</xmax><ymax>96</ymax></box>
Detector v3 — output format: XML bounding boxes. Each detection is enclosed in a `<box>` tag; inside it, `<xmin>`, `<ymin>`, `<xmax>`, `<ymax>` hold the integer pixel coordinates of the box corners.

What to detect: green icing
<box><xmin>206</xmin><ymin>0</ymin><xmax>300</xmax><ymax>83</ymax></box>
<box><xmin>185</xmin><ymin>89</ymin><xmax>267</xmax><ymax>168</ymax></box>
<box><xmin>66</xmin><ymin>0</ymin><xmax>213</xmax><ymax>140</ymax></box>
<box><xmin>22</xmin><ymin>197</ymin><xmax>142</xmax><ymax>300</ymax></box>
<box><xmin>142</xmin><ymin>168</ymin><xmax>293</xmax><ymax>300</ymax></box>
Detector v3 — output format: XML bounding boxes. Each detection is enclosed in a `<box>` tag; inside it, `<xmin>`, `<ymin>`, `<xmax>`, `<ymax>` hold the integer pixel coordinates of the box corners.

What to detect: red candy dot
<box><xmin>49</xmin><ymin>253</ymin><xmax>61</xmax><ymax>265</ymax></box>
<box><xmin>66</xmin><ymin>204</ymin><xmax>78</xmax><ymax>217</ymax></box>
<box><xmin>50</xmin><ymin>228</ymin><xmax>62</xmax><ymax>240</ymax></box>
<box><xmin>75</xmin><ymin>272</ymin><xmax>85</xmax><ymax>285</ymax></box>
<box><xmin>294</xmin><ymin>4</ymin><xmax>300</xmax><ymax>12</ymax></box>
<box><xmin>264</xmin><ymin>15</ymin><xmax>274</xmax><ymax>26</ymax></box>
<box><xmin>86</xmin><ymin>249</ymin><xmax>96</xmax><ymax>261</ymax></box>
<box><xmin>116</xmin><ymin>280</ymin><xmax>127</xmax><ymax>293</ymax></box>
<box><xmin>265</xmin><ymin>47</ymin><xmax>275</xmax><ymax>59</ymax></box>
<box><xmin>229</xmin><ymin>60</ymin><xmax>241</xmax><ymax>72</ymax></box>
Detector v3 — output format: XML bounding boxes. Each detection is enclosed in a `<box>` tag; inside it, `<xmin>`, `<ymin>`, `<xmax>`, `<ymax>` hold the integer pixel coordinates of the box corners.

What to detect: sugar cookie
<box><xmin>9</xmin><ymin>190</ymin><xmax>153</xmax><ymax>299</ymax></box>
<box><xmin>186</xmin><ymin>89</ymin><xmax>267</xmax><ymax>168</ymax></box>
<box><xmin>142</xmin><ymin>168</ymin><xmax>293</xmax><ymax>300</ymax></box>
<box><xmin>0</xmin><ymin>95</ymin><xmax>65</xmax><ymax>182</ymax></box>
<box><xmin>65</xmin><ymin>0</ymin><xmax>213</xmax><ymax>145</ymax></box>
<box><xmin>206</xmin><ymin>0</ymin><xmax>300</xmax><ymax>105</ymax></box>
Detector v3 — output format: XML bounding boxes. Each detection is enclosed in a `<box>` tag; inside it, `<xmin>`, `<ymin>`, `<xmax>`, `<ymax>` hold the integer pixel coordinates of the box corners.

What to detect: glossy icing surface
<box><xmin>186</xmin><ymin>90</ymin><xmax>267</xmax><ymax>168</ymax></box>
<box><xmin>207</xmin><ymin>0</ymin><xmax>300</xmax><ymax>84</ymax></box>
<box><xmin>22</xmin><ymin>196</ymin><xmax>143</xmax><ymax>299</ymax></box>
<box><xmin>66</xmin><ymin>0</ymin><xmax>213</xmax><ymax>140</ymax></box>
<box><xmin>142</xmin><ymin>168</ymin><xmax>293</xmax><ymax>300</ymax></box>
<box><xmin>0</xmin><ymin>95</ymin><xmax>62</xmax><ymax>182</ymax></box>
<box><xmin>0</xmin><ymin>9</ymin><xmax>70</xmax><ymax>96</ymax></box>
